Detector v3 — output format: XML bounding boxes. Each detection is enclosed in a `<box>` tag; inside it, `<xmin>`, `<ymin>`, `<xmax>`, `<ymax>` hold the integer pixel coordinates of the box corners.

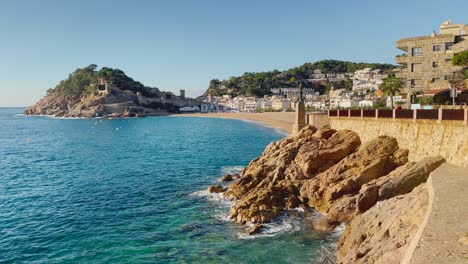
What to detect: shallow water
<box><xmin>0</xmin><ymin>108</ymin><xmax>337</xmax><ymax>263</ymax></box>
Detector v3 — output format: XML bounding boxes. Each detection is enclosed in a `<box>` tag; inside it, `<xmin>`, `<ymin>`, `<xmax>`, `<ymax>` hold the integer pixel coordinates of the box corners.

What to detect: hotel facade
<box><xmin>395</xmin><ymin>21</ymin><xmax>467</xmax><ymax>98</ymax></box>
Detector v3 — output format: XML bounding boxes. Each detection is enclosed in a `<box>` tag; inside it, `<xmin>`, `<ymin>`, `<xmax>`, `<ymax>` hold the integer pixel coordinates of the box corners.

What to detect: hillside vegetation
<box><xmin>205</xmin><ymin>60</ymin><xmax>396</xmax><ymax>97</ymax></box>
<box><xmin>48</xmin><ymin>64</ymin><xmax>156</xmax><ymax>99</ymax></box>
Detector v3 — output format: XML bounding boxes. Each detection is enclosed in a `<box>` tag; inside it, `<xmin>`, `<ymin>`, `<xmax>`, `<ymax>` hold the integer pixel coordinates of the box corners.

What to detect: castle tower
<box><xmin>97</xmin><ymin>78</ymin><xmax>109</xmax><ymax>96</ymax></box>
<box><xmin>180</xmin><ymin>90</ymin><xmax>186</xmax><ymax>99</ymax></box>
<box><xmin>292</xmin><ymin>81</ymin><xmax>306</xmax><ymax>134</ymax></box>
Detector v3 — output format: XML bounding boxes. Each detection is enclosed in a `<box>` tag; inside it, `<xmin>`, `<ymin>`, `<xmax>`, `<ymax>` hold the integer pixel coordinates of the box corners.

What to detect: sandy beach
<box><xmin>174</xmin><ymin>112</ymin><xmax>295</xmax><ymax>134</ymax></box>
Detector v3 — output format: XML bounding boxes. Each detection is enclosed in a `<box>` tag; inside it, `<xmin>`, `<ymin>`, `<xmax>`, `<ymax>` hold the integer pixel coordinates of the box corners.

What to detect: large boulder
<box><xmin>225</xmin><ymin>127</ymin><xmax>361</xmax><ymax>224</ymax></box>
<box><xmin>208</xmin><ymin>185</ymin><xmax>224</xmax><ymax>193</ymax></box>
<box><xmin>337</xmin><ymin>184</ymin><xmax>430</xmax><ymax>264</ymax></box>
<box><xmin>357</xmin><ymin>156</ymin><xmax>445</xmax><ymax>213</ymax></box>
<box><xmin>299</xmin><ymin>136</ymin><xmax>408</xmax><ymax>222</ymax></box>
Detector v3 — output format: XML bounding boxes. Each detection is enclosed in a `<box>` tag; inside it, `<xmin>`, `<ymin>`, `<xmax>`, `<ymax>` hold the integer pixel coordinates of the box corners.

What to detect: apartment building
<box><xmin>395</xmin><ymin>20</ymin><xmax>467</xmax><ymax>98</ymax></box>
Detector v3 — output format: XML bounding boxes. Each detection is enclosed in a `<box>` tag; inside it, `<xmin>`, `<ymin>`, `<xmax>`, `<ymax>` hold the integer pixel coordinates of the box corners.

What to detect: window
<box><xmin>412</xmin><ymin>47</ymin><xmax>422</xmax><ymax>56</ymax></box>
<box><xmin>432</xmin><ymin>78</ymin><xmax>440</xmax><ymax>83</ymax></box>
<box><xmin>433</xmin><ymin>45</ymin><xmax>441</xmax><ymax>52</ymax></box>
<box><xmin>444</xmin><ymin>76</ymin><xmax>449</xmax><ymax>80</ymax></box>
<box><xmin>432</xmin><ymin>62</ymin><xmax>438</xmax><ymax>68</ymax></box>
<box><xmin>445</xmin><ymin>42</ymin><xmax>453</xmax><ymax>51</ymax></box>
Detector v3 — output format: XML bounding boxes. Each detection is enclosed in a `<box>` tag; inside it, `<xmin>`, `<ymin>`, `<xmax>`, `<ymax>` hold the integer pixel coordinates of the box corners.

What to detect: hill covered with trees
<box><xmin>25</xmin><ymin>65</ymin><xmax>183</xmax><ymax>117</ymax></box>
<box><xmin>48</xmin><ymin>64</ymin><xmax>156</xmax><ymax>99</ymax></box>
<box><xmin>205</xmin><ymin>60</ymin><xmax>396</xmax><ymax>97</ymax></box>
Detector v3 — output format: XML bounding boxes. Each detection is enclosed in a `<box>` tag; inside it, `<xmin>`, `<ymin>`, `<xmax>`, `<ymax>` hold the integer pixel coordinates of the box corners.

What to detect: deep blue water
<box><xmin>0</xmin><ymin>108</ymin><xmax>337</xmax><ymax>264</ymax></box>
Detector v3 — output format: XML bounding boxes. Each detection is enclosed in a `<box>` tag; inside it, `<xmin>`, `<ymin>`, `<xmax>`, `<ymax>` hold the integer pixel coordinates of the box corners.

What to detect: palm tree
<box><xmin>380</xmin><ymin>74</ymin><xmax>404</xmax><ymax>109</ymax></box>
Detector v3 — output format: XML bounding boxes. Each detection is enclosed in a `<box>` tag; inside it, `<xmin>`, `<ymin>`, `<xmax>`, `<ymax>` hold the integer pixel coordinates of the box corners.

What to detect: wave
<box><xmin>220</xmin><ymin>165</ymin><xmax>244</xmax><ymax>176</ymax></box>
<box><xmin>237</xmin><ymin>210</ymin><xmax>305</xmax><ymax>240</ymax></box>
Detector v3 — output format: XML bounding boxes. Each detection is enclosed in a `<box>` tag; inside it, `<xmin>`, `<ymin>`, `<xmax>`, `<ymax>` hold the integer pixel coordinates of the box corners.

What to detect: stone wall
<box><xmin>330</xmin><ymin>118</ymin><xmax>468</xmax><ymax>168</ymax></box>
<box><xmin>306</xmin><ymin>113</ymin><xmax>330</xmax><ymax>129</ymax></box>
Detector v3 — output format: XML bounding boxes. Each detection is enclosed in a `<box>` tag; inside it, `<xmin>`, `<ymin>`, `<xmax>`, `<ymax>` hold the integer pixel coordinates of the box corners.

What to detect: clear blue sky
<box><xmin>1</xmin><ymin>0</ymin><xmax>467</xmax><ymax>107</ymax></box>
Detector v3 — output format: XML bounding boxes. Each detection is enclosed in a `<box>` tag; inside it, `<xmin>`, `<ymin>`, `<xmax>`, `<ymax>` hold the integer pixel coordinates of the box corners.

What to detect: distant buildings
<box><xmin>395</xmin><ymin>20</ymin><xmax>467</xmax><ymax>96</ymax></box>
<box><xmin>352</xmin><ymin>68</ymin><xmax>386</xmax><ymax>92</ymax></box>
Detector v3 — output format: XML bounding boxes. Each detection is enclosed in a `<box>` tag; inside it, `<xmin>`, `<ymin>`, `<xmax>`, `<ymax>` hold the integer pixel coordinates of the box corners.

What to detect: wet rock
<box><xmin>312</xmin><ymin>216</ymin><xmax>340</xmax><ymax>232</ymax></box>
<box><xmin>247</xmin><ymin>224</ymin><xmax>264</xmax><ymax>235</ymax></box>
<box><xmin>220</xmin><ymin>173</ymin><xmax>241</xmax><ymax>182</ymax></box>
<box><xmin>225</xmin><ymin>127</ymin><xmax>361</xmax><ymax>224</ymax></box>
<box><xmin>208</xmin><ymin>185</ymin><xmax>224</xmax><ymax>193</ymax></box>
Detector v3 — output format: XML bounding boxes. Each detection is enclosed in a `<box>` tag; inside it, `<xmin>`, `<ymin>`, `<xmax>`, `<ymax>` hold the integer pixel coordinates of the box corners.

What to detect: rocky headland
<box><xmin>214</xmin><ymin>125</ymin><xmax>446</xmax><ymax>263</ymax></box>
<box><xmin>25</xmin><ymin>64</ymin><xmax>197</xmax><ymax>118</ymax></box>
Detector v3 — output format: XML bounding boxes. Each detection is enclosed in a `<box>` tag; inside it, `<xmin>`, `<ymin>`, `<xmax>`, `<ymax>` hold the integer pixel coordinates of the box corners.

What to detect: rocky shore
<box><xmin>211</xmin><ymin>125</ymin><xmax>445</xmax><ymax>263</ymax></box>
<box><xmin>24</xmin><ymin>90</ymin><xmax>158</xmax><ymax>118</ymax></box>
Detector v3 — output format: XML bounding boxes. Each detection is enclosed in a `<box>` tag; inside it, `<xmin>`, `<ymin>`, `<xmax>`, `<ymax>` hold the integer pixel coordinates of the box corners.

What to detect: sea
<box><xmin>0</xmin><ymin>108</ymin><xmax>339</xmax><ymax>264</ymax></box>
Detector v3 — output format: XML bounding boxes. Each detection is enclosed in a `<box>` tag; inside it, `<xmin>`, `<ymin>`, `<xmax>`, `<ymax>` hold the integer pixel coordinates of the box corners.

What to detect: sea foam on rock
<box><xmin>222</xmin><ymin>125</ymin><xmax>444</xmax><ymax>263</ymax></box>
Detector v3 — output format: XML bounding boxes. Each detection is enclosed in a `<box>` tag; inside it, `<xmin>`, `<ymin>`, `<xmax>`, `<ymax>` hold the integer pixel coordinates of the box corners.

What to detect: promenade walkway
<box><xmin>408</xmin><ymin>163</ymin><xmax>468</xmax><ymax>264</ymax></box>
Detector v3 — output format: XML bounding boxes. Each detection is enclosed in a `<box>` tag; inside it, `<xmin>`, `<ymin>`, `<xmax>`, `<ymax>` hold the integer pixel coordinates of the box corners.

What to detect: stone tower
<box><xmin>180</xmin><ymin>90</ymin><xmax>185</xmax><ymax>99</ymax></box>
<box><xmin>293</xmin><ymin>81</ymin><xmax>306</xmax><ymax>134</ymax></box>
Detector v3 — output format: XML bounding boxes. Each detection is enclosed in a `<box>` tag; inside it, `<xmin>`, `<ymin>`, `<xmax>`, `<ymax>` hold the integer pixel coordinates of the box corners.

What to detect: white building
<box><xmin>358</xmin><ymin>100</ymin><xmax>374</xmax><ymax>108</ymax></box>
<box><xmin>272</xmin><ymin>98</ymin><xmax>291</xmax><ymax>110</ymax></box>
<box><xmin>179</xmin><ymin>106</ymin><xmax>199</xmax><ymax>112</ymax></box>
<box><xmin>386</xmin><ymin>95</ymin><xmax>407</xmax><ymax>108</ymax></box>
<box><xmin>244</xmin><ymin>98</ymin><xmax>260</xmax><ymax>112</ymax></box>
<box><xmin>338</xmin><ymin>99</ymin><xmax>358</xmax><ymax>108</ymax></box>
<box><xmin>352</xmin><ymin>68</ymin><xmax>386</xmax><ymax>92</ymax></box>
<box><xmin>259</xmin><ymin>99</ymin><xmax>272</xmax><ymax>109</ymax></box>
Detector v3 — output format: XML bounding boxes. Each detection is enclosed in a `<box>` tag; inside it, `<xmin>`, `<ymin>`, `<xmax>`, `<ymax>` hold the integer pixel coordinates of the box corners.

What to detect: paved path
<box><xmin>409</xmin><ymin>163</ymin><xmax>468</xmax><ymax>264</ymax></box>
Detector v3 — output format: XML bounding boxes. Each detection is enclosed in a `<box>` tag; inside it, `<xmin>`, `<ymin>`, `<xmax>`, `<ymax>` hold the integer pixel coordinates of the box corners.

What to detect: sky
<box><xmin>0</xmin><ymin>0</ymin><xmax>467</xmax><ymax>107</ymax></box>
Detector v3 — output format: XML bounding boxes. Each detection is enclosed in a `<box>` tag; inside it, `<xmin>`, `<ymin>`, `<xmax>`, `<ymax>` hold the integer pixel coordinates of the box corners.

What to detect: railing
<box><xmin>442</xmin><ymin>109</ymin><xmax>464</xmax><ymax>121</ymax></box>
<box><xmin>378</xmin><ymin>109</ymin><xmax>393</xmax><ymax>118</ymax></box>
<box><xmin>417</xmin><ymin>109</ymin><xmax>438</xmax><ymax>120</ymax></box>
<box><xmin>395</xmin><ymin>109</ymin><xmax>413</xmax><ymax>119</ymax></box>
<box><xmin>350</xmin><ymin>110</ymin><xmax>361</xmax><ymax>117</ymax></box>
<box><xmin>328</xmin><ymin>108</ymin><xmax>467</xmax><ymax>125</ymax></box>
<box><xmin>363</xmin><ymin>110</ymin><xmax>375</xmax><ymax>118</ymax></box>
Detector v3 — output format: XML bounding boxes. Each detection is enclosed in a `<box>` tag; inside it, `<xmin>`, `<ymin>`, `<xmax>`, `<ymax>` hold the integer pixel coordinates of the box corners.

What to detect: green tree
<box><xmin>452</xmin><ymin>51</ymin><xmax>468</xmax><ymax>68</ymax></box>
<box><xmin>289</xmin><ymin>76</ymin><xmax>296</xmax><ymax>84</ymax></box>
<box><xmin>380</xmin><ymin>74</ymin><xmax>403</xmax><ymax>109</ymax></box>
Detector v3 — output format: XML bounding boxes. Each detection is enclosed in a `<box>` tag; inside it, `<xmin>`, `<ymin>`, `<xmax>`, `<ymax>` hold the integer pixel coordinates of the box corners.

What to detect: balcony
<box><xmin>396</xmin><ymin>54</ymin><xmax>408</xmax><ymax>64</ymax></box>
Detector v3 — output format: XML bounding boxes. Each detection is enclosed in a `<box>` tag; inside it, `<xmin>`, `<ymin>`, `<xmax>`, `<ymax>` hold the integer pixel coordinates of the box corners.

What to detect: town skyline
<box><xmin>1</xmin><ymin>0</ymin><xmax>467</xmax><ymax>107</ymax></box>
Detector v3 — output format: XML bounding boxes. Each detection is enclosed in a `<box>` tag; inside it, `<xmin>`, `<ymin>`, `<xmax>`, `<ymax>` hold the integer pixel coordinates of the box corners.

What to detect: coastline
<box><xmin>173</xmin><ymin>112</ymin><xmax>295</xmax><ymax>134</ymax></box>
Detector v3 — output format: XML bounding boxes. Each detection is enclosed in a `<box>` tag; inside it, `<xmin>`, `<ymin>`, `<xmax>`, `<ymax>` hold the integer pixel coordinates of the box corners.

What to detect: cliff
<box><xmin>218</xmin><ymin>125</ymin><xmax>446</xmax><ymax>263</ymax></box>
<box><xmin>25</xmin><ymin>65</ymin><xmax>193</xmax><ymax>118</ymax></box>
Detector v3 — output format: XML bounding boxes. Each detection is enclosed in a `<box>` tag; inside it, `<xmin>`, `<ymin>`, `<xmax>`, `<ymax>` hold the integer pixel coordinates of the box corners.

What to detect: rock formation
<box><xmin>337</xmin><ymin>184</ymin><xmax>429</xmax><ymax>264</ymax></box>
<box><xmin>25</xmin><ymin>65</ymin><xmax>196</xmax><ymax>118</ymax></box>
<box><xmin>208</xmin><ymin>185</ymin><xmax>224</xmax><ymax>193</ymax></box>
<box><xmin>222</xmin><ymin>125</ymin><xmax>445</xmax><ymax>263</ymax></box>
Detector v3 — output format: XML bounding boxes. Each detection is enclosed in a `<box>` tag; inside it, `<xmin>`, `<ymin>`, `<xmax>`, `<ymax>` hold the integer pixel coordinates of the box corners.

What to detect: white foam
<box><xmin>221</xmin><ymin>165</ymin><xmax>244</xmax><ymax>176</ymax></box>
<box><xmin>237</xmin><ymin>212</ymin><xmax>303</xmax><ymax>240</ymax></box>
<box><xmin>190</xmin><ymin>190</ymin><xmax>232</xmax><ymax>207</ymax></box>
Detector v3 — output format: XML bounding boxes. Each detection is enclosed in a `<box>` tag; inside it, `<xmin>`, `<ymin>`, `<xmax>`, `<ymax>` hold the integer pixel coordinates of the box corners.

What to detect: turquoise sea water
<box><xmin>0</xmin><ymin>108</ymin><xmax>338</xmax><ymax>264</ymax></box>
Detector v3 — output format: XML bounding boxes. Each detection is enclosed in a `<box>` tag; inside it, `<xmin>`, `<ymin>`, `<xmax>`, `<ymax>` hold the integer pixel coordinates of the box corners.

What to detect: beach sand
<box><xmin>174</xmin><ymin>112</ymin><xmax>295</xmax><ymax>134</ymax></box>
